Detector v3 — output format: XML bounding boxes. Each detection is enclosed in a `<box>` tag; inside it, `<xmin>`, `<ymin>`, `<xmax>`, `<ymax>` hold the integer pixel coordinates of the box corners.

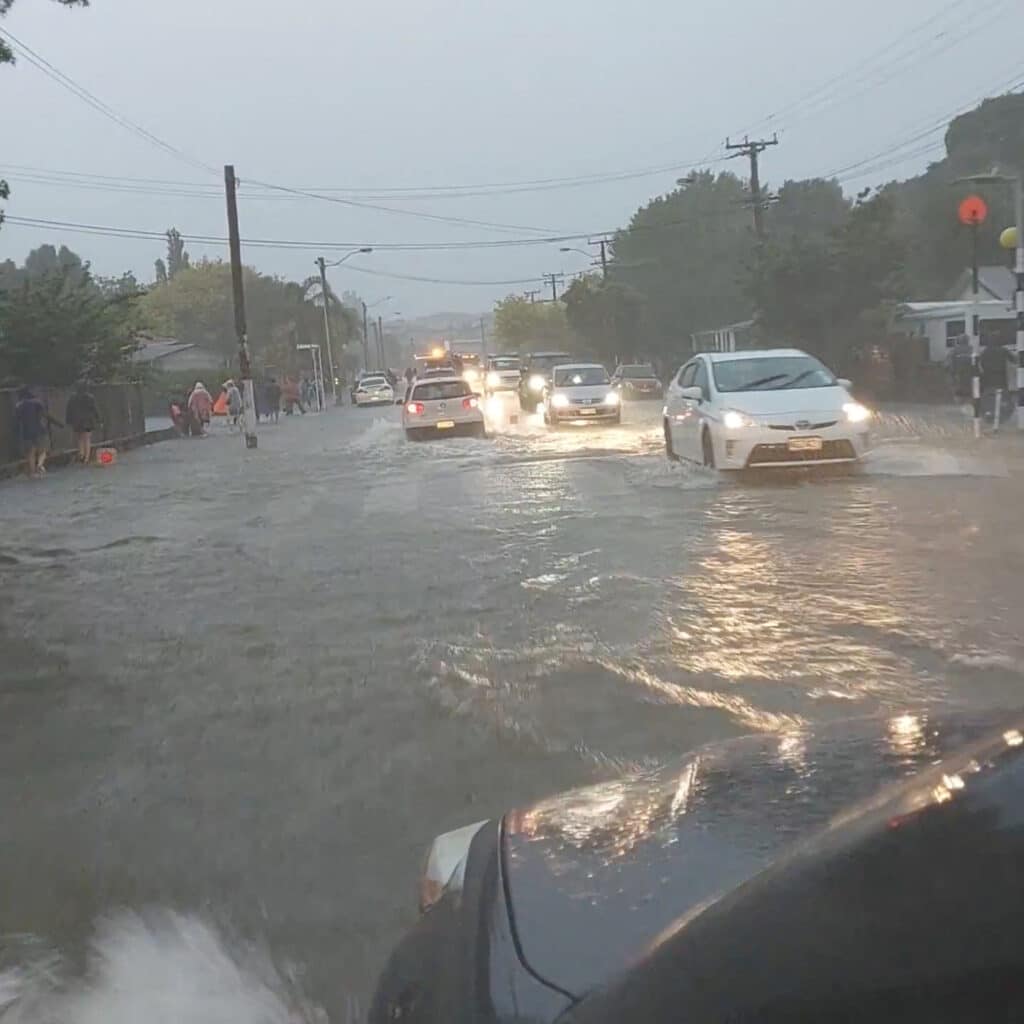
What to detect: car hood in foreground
<box><xmin>502</xmin><ymin>710</ymin><xmax>1006</xmax><ymax>999</ymax></box>
<box><xmin>720</xmin><ymin>384</ymin><xmax>848</xmax><ymax>417</ymax></box>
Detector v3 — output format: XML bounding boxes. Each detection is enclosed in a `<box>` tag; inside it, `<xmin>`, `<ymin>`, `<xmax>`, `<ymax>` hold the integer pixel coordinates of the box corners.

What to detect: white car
<box><xmin>663</xmin><ymin>349</ymin><xmax>871</xmax><ymax>470</ymax></box>
<box><xmin>484</xmin><ymin>354</ymin><xmax>522</xmax><ymax>396</ymax></box>
<box><xmin>402</xmin><ymin>376</ymin><xmax>486</xmax><ymax>440</ymax></box>
<box><xmin>353</xmin><ymin>375</ymin><xmax>395</xmax><ymax>407</ymax></box>
<box><xmin>542</xmin><ymin>363</ymin><xmax>621</xmax><ymax>426</ymax></box>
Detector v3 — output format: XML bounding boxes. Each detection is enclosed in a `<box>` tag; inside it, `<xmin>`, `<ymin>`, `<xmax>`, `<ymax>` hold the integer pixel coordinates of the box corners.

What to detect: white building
<box><xmin>896</xmin><ymin>266</ymin><xmax>1016</xmax><ymax>363</ymax></box>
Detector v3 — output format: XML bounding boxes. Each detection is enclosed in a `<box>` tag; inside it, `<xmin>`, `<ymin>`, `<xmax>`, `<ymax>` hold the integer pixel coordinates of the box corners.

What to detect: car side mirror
<box><xmin>679</xmin><ymin>385</ymin><xmax>704</xmax><ymax>401</ymax></box>
<box><xmin>836</xmin><ymin>378</ymin><xmax>852</xmax><ymax>390</ymax></box>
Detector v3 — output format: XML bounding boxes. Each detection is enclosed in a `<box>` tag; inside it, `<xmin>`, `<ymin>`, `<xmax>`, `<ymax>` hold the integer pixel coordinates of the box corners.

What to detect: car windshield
<box><xmin>620</xmin><ymin>365</ymin><xmax>656</xmax><ymax>379</ymax></box>
<box><xmin>553</xmin><ymin>367</ymin><xmax>609</xmax><ymax>386</ymax></box>
<box><xmin>527</xmin><ymin>354</ymin><xmax>572</xmax><ymax>372</ymax></box>
<box><xmin>412</xmin><ymin>381</ymin><xmax>470</xmax><ymax>401</ymax></box>
<box><xmin>361</xmin><ymin>377</ymin><xmax>387</xmax><ymax>387</ymax></box>
<box><xmin>711</xmin><ymin>355</ymin><xmax>836</xmax><ymax>392</ymax></box>
<box><xmin>490</xmin><ymin>357</ymin><xmax>520</xmax><ymax>370</ymax></box>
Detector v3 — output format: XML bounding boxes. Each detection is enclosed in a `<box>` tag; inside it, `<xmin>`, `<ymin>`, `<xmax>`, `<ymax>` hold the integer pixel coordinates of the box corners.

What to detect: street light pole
<box><xmin>315</xmin><ymin>257</ymin><xmax>337</xmax><ymax>402</ymax></box>
<box><xmin>315</xmin><ymin>247</ymin><xmax>372</xmax><ymax>404</ymax></box>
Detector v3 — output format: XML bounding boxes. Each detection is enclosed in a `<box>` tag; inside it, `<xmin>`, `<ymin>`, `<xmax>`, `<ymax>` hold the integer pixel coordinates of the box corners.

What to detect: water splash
<box><xmin>0</xmin><ymin>910</ymin><xmax>327</xmax><ymax>1024</ymax></box>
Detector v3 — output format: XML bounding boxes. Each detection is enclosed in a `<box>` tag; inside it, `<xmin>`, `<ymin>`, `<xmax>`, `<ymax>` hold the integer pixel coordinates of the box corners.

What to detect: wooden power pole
<box><xmin>224</xmin><ymin>165</ymin><xmax>257</xmax><ymax>449</ymax></box>
<box><xmin>726</xmin><ymin>135</ymin><xmax>778</xmax><ymax>239</ymax></box>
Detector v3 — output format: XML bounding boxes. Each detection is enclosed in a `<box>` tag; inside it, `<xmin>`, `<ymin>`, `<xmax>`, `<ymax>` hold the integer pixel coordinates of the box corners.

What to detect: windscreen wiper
<box><xmin>736</xmin><ymin>373</ymin><xmax>788</xmax><ymax>391</ymax></box>
<box><xmin>773</xmin><ymin>370</ymin><xmax>817</xmax><ymax>390</ymax></box>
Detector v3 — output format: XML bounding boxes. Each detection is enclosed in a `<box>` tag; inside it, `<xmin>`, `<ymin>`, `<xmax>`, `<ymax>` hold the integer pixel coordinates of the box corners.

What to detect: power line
<box><xmin>726</xmin><ymin>0</ymin><xmax>1012</xmax><ymax>140</ymax></box>
<box><xmin>0</xmin><ymin>26</ymin><xmax>219</xmax><ymax>177</ymax></box>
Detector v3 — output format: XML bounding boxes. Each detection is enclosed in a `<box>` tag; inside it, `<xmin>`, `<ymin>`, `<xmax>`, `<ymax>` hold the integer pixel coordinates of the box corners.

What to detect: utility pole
<box><xmin>361</xmin><ymin>301</ymin><xmax>370</xmax><ymax>370</ymax></box>
<box><xmin>524</xmin><ymin>289</ymin><xmax>540</xmax><ymax>303</ymax></box>
<box><xmin>543</xmin><ymin>272</ymin><xmax>565</xmax><ymax>303</ymax></box>
<box><xmin>726</xmin><ymin>135</ymin><xmax>778</xmax><ymax>239</ymax></box>
<box><xmin>1013</xmin><ymin>176</ymin><xmax>1024</xmax><ymax>430</ymax></box>
<box><xmin>314</xmin><ymin>257</ymin><xmax>338</xmax><ymax>403</ymax></box>
<box><xmin>377</xmin><ymin>315</ymin><xmax>384</xmax><ymax>369</ymax></box>
<box><xmin>480</xmin><ymin>316</ymin><xmax>486</xmax><ymax>350</ymax></box>
<box><xmin>224</xmin><ymin>165</ymin><xmax>257</xmax><ymax>449</ymax></box>
<box><xmin>591</xmin><ymin>237</ymin><xmax>610</xmax><ymax>279</ymax></box>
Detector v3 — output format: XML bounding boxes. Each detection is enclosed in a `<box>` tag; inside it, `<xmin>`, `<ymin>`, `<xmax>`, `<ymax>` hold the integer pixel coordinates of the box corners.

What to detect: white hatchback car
<box><xmin>663</xmin><ymin>349</ymin><xmax>871</xmax><ymax>470</ymax></box>
<box><xmin>542</xmin><ymin>363</ymin><xmax>620</xmax><ymax>427</ymax></box>
<box><xmin>353</xmin><ymin>374</ymin><xmax>395</xmax><ymax>407</ymax></box>
<box><xmin>403</xmin><ymin>376</ymin><xmax>486</xmax><ymax>440</ymax></box>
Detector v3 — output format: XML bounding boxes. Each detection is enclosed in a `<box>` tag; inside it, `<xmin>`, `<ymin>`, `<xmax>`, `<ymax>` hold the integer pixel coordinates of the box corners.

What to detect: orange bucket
<box><xmin>96</xmin><ymin>447</ymin><xmax>117</xmax><ymax>466</ymax></box>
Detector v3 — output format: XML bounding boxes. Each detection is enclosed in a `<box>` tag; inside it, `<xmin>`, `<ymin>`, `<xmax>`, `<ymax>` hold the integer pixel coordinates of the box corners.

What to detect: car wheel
<box><xmin>664</xmin><ymin>419</ymin><xmax>678</xmax><ymax>461</ymax></box>
<box><xmin>702</xmin><ymin>428</ymin><xmax>716</xmax><ymax>468</ymax></box>
<box><xmin>611</xmin><ymin>413</ymin><xmax>621</xmax><ymax>426</ymax></box>
<box><xmin>404</xmin><ymin>428</ymin><xmax>420</xmax><ymax>442</ymax></box>
<box><xmin>473</xmin><ymin>422</ymin><xmax>487</xmax><ymax>439</ymax></box>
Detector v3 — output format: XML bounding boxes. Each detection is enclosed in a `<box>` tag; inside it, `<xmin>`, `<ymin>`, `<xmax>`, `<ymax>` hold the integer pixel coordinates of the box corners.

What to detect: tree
<box><xmin>165</xmin><ymin>228</ymin><xmax>190</xmax><ymax>278</ymax></box>
<box><xmin>0</xmin><ymin>246</ymin><xmax>140</xmax><ymax>385</ymax></box>
<box><xmin>562</xmin><ymin>275</ymin><xmax>645</xmax><ymax>364</ymax></box>
<box><xmin>747</xmin><ymin>190</ymin><xmax>906</xmax><ymax>362</ymax></box>
<box><xmin>493</xmin><ymin>295</ymin><xmax>573</xmax><ymax>351</ymax></box>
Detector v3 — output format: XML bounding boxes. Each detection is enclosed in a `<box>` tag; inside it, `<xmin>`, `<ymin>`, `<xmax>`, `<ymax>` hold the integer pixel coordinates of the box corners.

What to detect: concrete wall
<box><xmin>1</xmin><ymin>382</ymin><xmax>145</xmax><ymax>469</ymax></box>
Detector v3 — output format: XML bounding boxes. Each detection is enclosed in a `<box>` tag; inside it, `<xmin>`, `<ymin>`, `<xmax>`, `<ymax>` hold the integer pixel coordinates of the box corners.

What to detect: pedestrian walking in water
<box><xmin>187</xmin><ymin>381</ymin><xmax>214</xmax><ymax>435</ymax></box>
<box><xmin>224</xmin><ymin>379</ymin><xmax>243</xmax><ymax>431</ymax></box>
<box><xmin>282</xmin><ymin>377</ymin><xmax>306</xmax><ymax>415</ymax></box>
<box><xmin>65</xmin><ymin>381</ymin><xmax>102</xmax><ymax>464</ymax></box>
<box><xmin>13</xmin><ymin>387</ymin><xmax>60</xmax><ymax>478</ymax></box>
<box><xmin>265</xmin><ymin>378</ymin><xmax>282</xmax><ymax>422</ymax></box>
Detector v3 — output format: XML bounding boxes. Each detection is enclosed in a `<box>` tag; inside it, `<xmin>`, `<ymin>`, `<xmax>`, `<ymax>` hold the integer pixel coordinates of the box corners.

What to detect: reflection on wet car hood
<box><xmin>502</xmin><ymin>710</ymin><xmax>1008</xmax><ymax>998</ymax></box>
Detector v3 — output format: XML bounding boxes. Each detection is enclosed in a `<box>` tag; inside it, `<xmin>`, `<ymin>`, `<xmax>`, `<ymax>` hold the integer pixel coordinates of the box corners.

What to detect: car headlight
<box><xmin>463</xmin><ymin>368</ymin><xmax>479</xmax><ymax>383</ymax></box>
<box><xmin>486</xmin><ymin>371</ymin><xmax>500</xmax><ymax>387</ymax></box>
<box><xmin>723</xmin><ymin>410</ymin><xmax>751</xmax><ymax>429</ymax></box>
<box><xmin>528</xmin><ymin>374</ymin><xmax>546</xmax><ymax>392</ymax></box>
<box><xmin>843</xmin><ymin>401</ymin><xmax>871</xmax><ymax>423</ymax></box>
<box><xmin>604</xmin><ymin>391</ymin><xmax>620</xmax><ymax>406</ymax></box>
<box><xmin>551</xmin><ymin>393</ymin><xmax>570</xmax><ymax>408</ymax></box>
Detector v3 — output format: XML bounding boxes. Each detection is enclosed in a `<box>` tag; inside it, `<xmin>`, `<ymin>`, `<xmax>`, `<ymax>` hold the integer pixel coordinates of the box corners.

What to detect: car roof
<box><xmin>554</xmin><ymin>362</ymin><xmax>606</xmax><ymax>371</ymax></box>
<box><xmin>525</xmin><ymin>351</ymin><xmax>572</xmax><ymax>358</ymax></box>
<box><xmin>702</xmin><ymin>348</ymin><xmax>809</xmax><ymax>363</ymax></box>
<box><xmin>412</xmin><ymin>375</ymin><xmax>464</xmax><ymax>386</ymax></box>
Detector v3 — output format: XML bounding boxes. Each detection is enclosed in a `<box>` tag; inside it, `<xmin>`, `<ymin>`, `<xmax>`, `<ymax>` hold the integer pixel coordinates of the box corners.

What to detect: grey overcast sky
<box><xmin>1</xmin><ymin>0</ymin><xmax>1020</xmax><ymax>315</ymax></box>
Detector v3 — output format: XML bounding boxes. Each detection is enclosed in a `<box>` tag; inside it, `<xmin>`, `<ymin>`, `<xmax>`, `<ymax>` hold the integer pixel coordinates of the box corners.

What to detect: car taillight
<box><xmin>462</xmin><ymin>396</ymin><xmax>478</xmax><ymax>410</ymax></box>
<box><xmin>406</xmin><ymin>402</ymin><xmax>424</xmax><ymax>415</ymax></box>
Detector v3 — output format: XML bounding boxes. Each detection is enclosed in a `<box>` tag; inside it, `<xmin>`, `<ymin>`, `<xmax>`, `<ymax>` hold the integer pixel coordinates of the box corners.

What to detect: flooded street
<box><xmin>2</xmin><ymin>401</ymin><xmax>1023</xmax><ymax>1020</ymax></box>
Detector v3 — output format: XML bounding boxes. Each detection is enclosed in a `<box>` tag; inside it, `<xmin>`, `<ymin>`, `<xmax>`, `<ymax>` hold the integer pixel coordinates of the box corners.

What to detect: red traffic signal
<box><xmin>958</xmin><ymin>194</ymin><xmax>988</xmax><ymax>225</ymax></box>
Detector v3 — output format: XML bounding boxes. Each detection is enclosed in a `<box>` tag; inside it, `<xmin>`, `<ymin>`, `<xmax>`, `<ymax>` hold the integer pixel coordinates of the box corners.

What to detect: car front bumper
<box><xmin>549</xmin><ymin>405</ymin><xmax>620</xmax><ymax>423</ymax></box>
<box><xmin>714</xmin><ymin>423</ymin><xmax>870</xmax><ymax>469</ymax></box>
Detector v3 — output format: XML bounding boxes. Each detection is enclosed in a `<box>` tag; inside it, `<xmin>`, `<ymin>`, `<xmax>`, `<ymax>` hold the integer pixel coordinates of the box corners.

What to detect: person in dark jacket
<box><xmin>13</xmin><ymin>387</ymin><xmax>58</xmax><ymax>478</ymax></box>
<box><xmin>65</xmin><ymin>382</ymin><xmax>102</xmax><ymax>464</ymax></box>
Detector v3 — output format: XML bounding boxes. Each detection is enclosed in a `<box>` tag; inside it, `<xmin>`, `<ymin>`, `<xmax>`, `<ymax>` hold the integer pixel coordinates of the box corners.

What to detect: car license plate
<box><xmin>579</xmin><ymin>408</ymin><xmax>597</xmax><ymax>415</ymax></box>
<box><xmin>788</xmin><ymin>436</ymin><xmax>823</xmax><ymax>452</ymax></box>
<box><xmin>436</xmin><ymin>420</ymin><xmax>455</xmax><ymax>429</ymax></box>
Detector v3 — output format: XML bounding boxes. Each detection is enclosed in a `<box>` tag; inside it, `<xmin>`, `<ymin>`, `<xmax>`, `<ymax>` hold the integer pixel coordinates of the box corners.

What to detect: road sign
<box><xmin>958</xmin><ymin>195</ymin><xmax>988</xmax><ymax>225</ymax></box>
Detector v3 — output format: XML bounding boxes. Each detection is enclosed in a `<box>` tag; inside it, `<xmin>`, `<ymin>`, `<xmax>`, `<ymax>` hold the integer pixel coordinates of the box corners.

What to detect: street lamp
<box><xmin>560</xmin><ymin>246</ymin><xmax>591</xmax><ymax>259</ymax></box>
<box><xmin>315</xmin><ymin>247</ymin><xmax>373</xmax><ymax>402</ymax></box>
<box><xmin>955</xmin><ymin>171</ymin><xmax>1024</xmax><ymax>430</ymax></box>
<box><xmin>361</xmin><ymin>296</ymin><xmax>393</xmax><ymax>370</ymax></box>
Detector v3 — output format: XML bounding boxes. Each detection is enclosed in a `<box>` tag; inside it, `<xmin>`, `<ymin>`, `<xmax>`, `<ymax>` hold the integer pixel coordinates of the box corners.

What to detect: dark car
<box><xmin>518</xmin><ymin>351</ymin><xmax>573</xmax><ymax>412</ymax></box>
<box><xmin>371</xmin><ymin>709</ymin><xmax>1024</xmax><ymax>1023</ymax></box>
<box><xmin>611</xmin><ymin>363</ymin><xmax>663</xmax><ymax>399</ymax></box>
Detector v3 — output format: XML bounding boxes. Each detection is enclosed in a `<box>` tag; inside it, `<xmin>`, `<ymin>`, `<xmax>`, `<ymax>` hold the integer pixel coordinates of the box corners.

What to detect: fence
<box><xmin>1</xmin><ymin>382</ymin><xmax>146</xmax><ymax>471</ymax></box>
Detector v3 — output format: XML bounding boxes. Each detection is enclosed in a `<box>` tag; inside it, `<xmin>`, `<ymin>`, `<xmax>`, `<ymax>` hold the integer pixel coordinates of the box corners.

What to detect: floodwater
<box><xmin>1</xmin><ymin>400</ymin><xmax>1023</xmax><ymax>1021</ymax></box>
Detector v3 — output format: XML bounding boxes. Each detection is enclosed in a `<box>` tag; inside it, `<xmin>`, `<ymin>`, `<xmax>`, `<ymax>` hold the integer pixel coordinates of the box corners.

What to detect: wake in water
<box><xmin>0</xmin><ymin>910</ymin><xmax>328</xmax><ymax>1024</ymax></box>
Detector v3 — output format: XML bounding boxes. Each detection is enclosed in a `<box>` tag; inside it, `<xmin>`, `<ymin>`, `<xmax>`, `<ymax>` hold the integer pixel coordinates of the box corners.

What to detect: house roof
<box><xmin>898</xmin><ymin>299</ymin><xmax>1013</xmax><ymax>321</ymax></box>
<box><xmin>132</xmin><ymin>336</ymin><xmax>197</xmax><ymax>363</ymax></box>
<box><xmin>947</xmin><ymin>266</ymin><xmax>1016</xmax><ymax>302</ymax></box>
